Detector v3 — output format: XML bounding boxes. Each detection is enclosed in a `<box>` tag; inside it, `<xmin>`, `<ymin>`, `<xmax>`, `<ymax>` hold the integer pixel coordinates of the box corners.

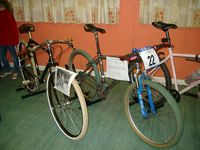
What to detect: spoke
<box><xmin>65</xmin><ymin>107</ymin><xmax>80</xmax><ymax>133</ymax></box>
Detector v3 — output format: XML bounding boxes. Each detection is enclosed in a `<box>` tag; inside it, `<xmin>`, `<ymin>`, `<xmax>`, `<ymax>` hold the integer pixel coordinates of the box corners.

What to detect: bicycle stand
<box><xmin>85</xmin><ymin>98</ymin><xmax>104</xmax><ymax>106</ymax></box>
<box><xmin>16</xmin><ymin>87</ymin><xmax>46</xmax><ymax>99</ymax></box>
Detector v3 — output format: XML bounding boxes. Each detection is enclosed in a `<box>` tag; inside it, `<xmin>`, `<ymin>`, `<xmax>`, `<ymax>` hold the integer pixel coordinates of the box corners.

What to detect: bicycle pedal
<box><xmin>22</xmin><ymin>80</ymin><xmax>30</xmax><ymax>86</ymax></box>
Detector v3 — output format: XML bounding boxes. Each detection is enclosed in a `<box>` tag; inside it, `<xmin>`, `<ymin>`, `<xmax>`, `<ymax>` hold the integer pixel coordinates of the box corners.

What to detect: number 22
<box><xmin>147</xmin><ymin>55</ymin><xmax>156</xmax><ymax>66</ymax></box>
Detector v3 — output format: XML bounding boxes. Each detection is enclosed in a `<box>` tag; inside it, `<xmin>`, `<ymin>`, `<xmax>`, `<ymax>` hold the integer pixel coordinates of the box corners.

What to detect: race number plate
<box><xmin>139</xmin><ymin>48</ymin><xmax>160</xmax><ymax>70</ymax></box>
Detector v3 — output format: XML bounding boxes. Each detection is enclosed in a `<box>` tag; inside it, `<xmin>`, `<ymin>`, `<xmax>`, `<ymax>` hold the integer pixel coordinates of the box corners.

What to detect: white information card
<box><xmin>106</xmin><ymin>56</ymin><xmax>129</xmax><ymax>81</ymax></box>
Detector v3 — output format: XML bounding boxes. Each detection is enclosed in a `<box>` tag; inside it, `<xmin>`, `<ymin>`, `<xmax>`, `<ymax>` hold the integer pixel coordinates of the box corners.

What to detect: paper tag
<box><xmin>54</xmin><ymin>66</ymin><xmax>77</xmax><ymax>96</ymax></box>
<box><xmin>106</xmin><ymin>56</ymin><xmax>129</xmax><ymax>81</ymax></box>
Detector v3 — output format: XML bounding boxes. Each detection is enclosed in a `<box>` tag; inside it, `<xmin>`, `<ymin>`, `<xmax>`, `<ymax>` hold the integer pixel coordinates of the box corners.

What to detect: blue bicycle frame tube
<box><xmin>137</xmin><ymin>74</ymin><xmax>148</xmax><ymax>118</ymax></box>
<box><xmin>141</xmin><ymin>73</ymin><xmax>156</xmax><ymax>114</ymax></box>
<box><xmin>146</xmin><ymin>85</ymin><xmax>156</xmax><ymax>114</ymax></box>
<box><xmin>137</xmin><ymin>73</ymin><xmax>156</xmax><ymax>118</ymax></box>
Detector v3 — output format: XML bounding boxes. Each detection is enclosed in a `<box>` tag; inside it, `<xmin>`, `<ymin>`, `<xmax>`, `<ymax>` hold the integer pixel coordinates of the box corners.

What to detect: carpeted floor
<box><xmin>0</xmin><ymin>76</ymin><xmax>199</xmax><ymax>150</ymax></box>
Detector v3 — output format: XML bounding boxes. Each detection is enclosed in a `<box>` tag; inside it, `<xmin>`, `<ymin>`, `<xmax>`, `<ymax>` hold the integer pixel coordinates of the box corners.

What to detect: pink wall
<box><xmin>17</xmin><ymin>0</ymin><xmax>200</xmax><ymax>79</ymax></box>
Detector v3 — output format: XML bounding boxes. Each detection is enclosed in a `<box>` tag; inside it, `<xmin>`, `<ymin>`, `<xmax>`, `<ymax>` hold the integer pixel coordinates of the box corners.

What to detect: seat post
<box><xmin>165</xmin><ymin>30</ymin><xmax>172</xmax><ymax>46</ymax></box>
<box><xmin>94</xmin><ymin>31</ymin><xmax>105</xmax><ymax>82</ymax></box>
<box><xmin>94</xmin><ymin>32</ymin><xmax>102</xmax><ymax>55</ymax></box>
<box><xmin>28</xmin><ymin>32</ymin><xmax>32</xmax><ymax>39</ymax></box>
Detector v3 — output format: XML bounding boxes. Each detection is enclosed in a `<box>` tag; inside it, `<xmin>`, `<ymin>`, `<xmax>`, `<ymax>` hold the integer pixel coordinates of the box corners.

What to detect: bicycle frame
<box><xmin>71</xmin><ymin>24</ymin><xmax>128</xmax><ymax>103</ymax></box>
<box><xmin>93</xmin><ymin>31</ymin><xmax>106</xmax><ymax>83</ymax></box>
<box><xmin>18</xmin><ymin>24</ymin><xmax>59</xmax><ymax>86</ymax></box>
<box><xmin>151</xmin><ymin>46</ymin><xmax>200</xmax><ymax>95</ymax></box>
<box><xmin>92</xmin><ymin>31</ymin><xmax>127</xmax><ymax>85</ymax></box>
<box><xmin>19</xmin><ymin>42</ymin><xmax>57</xmax><ymax>88</ymax></box>
<box><xmin>18</xmin><ymin>39</ymin><xmax>44</xmax><ymax>82</ymax></box>
<box><xmin>18</xmin><ymin>38</ymin><xmax>73</xmax><ymax>98</ymax></box>
<box><xmin>27</xmin><ymin>40</ymin><xmax>42</xmax><ymax>80</ymax></box>
<box><xmin>148</xmin><ymin>21</ymin><xmax>200</xmax><ymax>95</ymax></box>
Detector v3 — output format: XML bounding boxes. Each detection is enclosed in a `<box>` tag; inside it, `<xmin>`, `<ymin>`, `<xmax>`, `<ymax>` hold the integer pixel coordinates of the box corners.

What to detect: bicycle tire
<box><xmin>46</xmin><ymin>71</ymin><xmax>88</xmax><ymax>140</ymax></box>
<box><xmin>17</xmin><ymin>41</ymin><xmax>39</xmax><ymax>92</ymax></box>
<box><xmin>129</xmin><ymin>62</ymin><xmax>172</xmax><ymax>90</ymax></box>
<box><xmin>147</xmin><ymin>62</ymin><xmax>172</xmax><ymax>90</ymax></box>
<box><xmin>68</xmin><ymin>49</ymin><xmax>100</xmax><ymax>101</ymax></box>
<box><xmin>124</xmin><ymin>80</ymin><xmax>183</xmax><ymax>148</ymax></box>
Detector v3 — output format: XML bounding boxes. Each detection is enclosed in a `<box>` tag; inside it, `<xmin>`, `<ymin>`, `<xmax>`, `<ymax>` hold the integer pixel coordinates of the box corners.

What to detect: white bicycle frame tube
<box><xmin>158</xmin><ymin>47</ymin><xmax>200</xmax><ymax>94</ymax></box>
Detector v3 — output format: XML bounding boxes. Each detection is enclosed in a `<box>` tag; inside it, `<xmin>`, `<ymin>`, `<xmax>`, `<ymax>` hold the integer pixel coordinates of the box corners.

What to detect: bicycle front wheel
<box><xmin>124</xmin><ymin>80</ymin><xmax>183</xmax><ymax>148</ymax></box>
<box><xmin>46</xmin><ymin>71</ymin><xmax>88</xmax><ymax>140</ymax></box>
<box><xmin>68</xmin><ymin>49</ymin><xmax>100</xmax><ymax>101</ymax></box>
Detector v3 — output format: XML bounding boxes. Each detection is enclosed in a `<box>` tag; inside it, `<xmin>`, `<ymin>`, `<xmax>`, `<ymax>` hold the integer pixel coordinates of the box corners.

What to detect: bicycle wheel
<box><xmin>129</xmin><ymin>62</ymin><xmax>172</xmax><ymax>90</ymax></box>
<box><xmin>17</xmin><ymin>41</ymin><xmax>39</xmax><ymax>92</ymax></box>
<box><xmin>147</xmin><ymin>62</ymin><xmax>172</xmax><ymax>90</ymax></box>
<box><xmin>124</xmin><ymin>80</ymin><xmax>183</xmax><ymax>148</ymax></box>
<box><xmin>46</xmin><ymin>71</ymin><xmax>88</xmax><ymax>140</ymax></box>
<box><xmin>68</xmin><ymin>49</ymin><xmax>100</xmax><ymax>101</ymax></box>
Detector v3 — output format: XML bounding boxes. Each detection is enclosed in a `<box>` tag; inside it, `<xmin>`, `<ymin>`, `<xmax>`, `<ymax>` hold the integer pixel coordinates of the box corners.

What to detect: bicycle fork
<box><xmin>134</xmin><ymin>63</ymin><xmax>156</xmax><ymax>119</ymax></box>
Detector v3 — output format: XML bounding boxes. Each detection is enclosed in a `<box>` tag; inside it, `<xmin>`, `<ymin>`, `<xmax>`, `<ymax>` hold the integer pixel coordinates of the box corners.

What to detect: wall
<box><xmin>17</xmin><ymin>0</ymin><xmax>200</xmax><ymax>79</ymax></box>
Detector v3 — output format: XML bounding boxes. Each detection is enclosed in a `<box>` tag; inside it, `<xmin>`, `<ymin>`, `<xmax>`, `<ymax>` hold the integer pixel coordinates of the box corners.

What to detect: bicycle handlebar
<box><xmin>154</xmin><ymin>43</ymin><xmax>172</xmax><ymax>51</ymax></box>
<box><xmin>29</xmin><ymin>39</ymin><xmax>73</xmax><ymax>52</ymax></box>
<box><xmin>120</xmin><ymin>43</ymin><xmax>173</xmax><ymax>62</ymax></box>
<box><xmin>119</xmin><ymin>52</ymin><xmax>139</xmax><ymax>62</ymax></box>
<box><xmin>185</xmin><ymin>55</ymin><xmax>200</xmax><ymax>62</ymax></box>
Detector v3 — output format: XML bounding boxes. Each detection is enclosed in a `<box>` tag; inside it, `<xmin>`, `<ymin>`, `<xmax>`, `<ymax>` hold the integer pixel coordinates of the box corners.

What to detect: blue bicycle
<box><xmin>121</xmin><ymin>50</ymin><xmax>183</xmax><ymax>148</ymax></box>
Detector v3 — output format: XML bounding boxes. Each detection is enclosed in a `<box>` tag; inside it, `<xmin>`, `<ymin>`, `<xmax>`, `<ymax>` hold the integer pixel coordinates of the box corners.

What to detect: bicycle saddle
<box><xmin>84</xmin><ymin>24</ymin><xmax>106</xmax><ymax>34</ymax></box>
<box><xmin>19</xmin><ymin>24</ymin><xmax>35</xmax><ymax>33</ymax></box>
<box><xmin>152</xmin><ymin>21</ymin><xmax>177</xmax><ymax>31</ymax></box>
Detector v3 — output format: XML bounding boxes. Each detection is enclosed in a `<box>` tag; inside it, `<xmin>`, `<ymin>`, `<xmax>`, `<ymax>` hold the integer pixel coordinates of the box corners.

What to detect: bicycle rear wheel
<box><xmin>147</xmin><ymin>62</ymin><xmax>172</xmax><ymax>89</ymax></box>
<box><xmin>68</xmin><ymin>49</ymin><xmax>100</xmax><ymax>101</ymax></box>
<box><xmin>124</xmin><ymin>80</ymin><xmax>183</xmax><ymax>148</ymax></box>
<box><xmin>46</xmin><ymin>71</ymin><xmax>88</xmax><ymax>140</ymax></box>
<box><xmin>17</xmin><ymin>41</ymin><xmax>39</xmax><ymax>92</ymax></box>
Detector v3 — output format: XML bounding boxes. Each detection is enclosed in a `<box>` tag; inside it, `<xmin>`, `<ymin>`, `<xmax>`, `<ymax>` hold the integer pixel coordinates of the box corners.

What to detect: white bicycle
<box><xmin>139</xmin><ymin>21</ymin><xmax>200</xmax><ymax>99</ymax></box>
